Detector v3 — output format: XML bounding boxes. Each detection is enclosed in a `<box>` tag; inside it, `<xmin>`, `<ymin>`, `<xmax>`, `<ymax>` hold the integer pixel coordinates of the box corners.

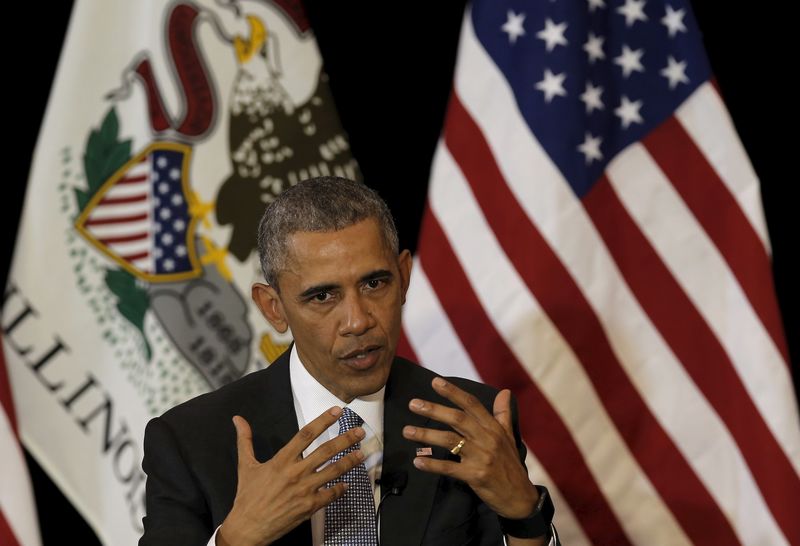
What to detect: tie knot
<box><xmin>338</xmin><ymin>407</ymin><xmax>364</xmax><ymax>433</ymax></box>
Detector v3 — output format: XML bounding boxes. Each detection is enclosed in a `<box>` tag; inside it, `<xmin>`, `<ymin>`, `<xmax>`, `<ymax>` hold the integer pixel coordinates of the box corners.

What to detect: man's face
<box><xmin>253</xmin><ymin>218</ymin><xmax>412</xmax><ymax>402</ymax></box>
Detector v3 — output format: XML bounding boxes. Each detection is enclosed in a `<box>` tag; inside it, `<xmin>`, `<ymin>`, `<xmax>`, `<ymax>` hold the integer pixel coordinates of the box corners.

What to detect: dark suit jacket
<box><xmin>139</xmin><ymin>350</ymin><xmax>531</xmax><ymax>545</ymax></box>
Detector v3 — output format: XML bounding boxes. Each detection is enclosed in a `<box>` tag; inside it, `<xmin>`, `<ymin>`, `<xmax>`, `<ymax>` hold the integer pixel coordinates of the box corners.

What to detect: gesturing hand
<box><xmin>217</xmin><ymin>406</ymin><xmax>365</xmax><ymax>546</ymax></box>
<box><xmin>403</xmin><ymin>378</ymin><xmax>539</xmax><ymax>520</ymax></box>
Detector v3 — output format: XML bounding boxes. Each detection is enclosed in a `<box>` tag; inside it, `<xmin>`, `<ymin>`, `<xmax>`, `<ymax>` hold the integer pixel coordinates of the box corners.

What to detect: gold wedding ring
<box><xmin>450</xmin><ymin>438</ymin><xmax>466</xmax><ymax>456</ymax></box>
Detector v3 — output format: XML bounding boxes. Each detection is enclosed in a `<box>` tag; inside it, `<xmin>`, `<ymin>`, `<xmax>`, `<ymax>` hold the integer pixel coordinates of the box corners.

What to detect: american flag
<box><xmin>0</xmin><ymin>340</ymin><xmax>41</xmax><ymax>546</ymax></box>
<box><xmin>76</xmin><ymin>145</ymin><xmax>197</xmax><ymax>281</ymax></box>
<box><xmin>399</xmin><ymin>0</ymin><xmax>800</xmax><ymax>544</ymax></box>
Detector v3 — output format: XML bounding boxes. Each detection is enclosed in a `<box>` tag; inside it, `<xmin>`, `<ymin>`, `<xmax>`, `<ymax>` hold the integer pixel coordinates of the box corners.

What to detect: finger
<box><xmin>408</xmin><ymin>397</ymin><xmax>481</xmax><ymax>439</ymax></box>
<box><xmin>492</xmin><ymin>389</ymin><xmax>514</xmax><ymax>438</ymax></box>
<box><xmin>302</xmin><ymin>426</ymin><xmax>365</xmax><ymax>471</ymax></box>
<box><xmin>311</xmin><ymin>450</ymin><xmax>366</xmax><ymax>488</ymax></box>
<box><xmin>411</xmin><ymin>454</ymin><xmax>465</xmax><ymax>481</ymax></box>
<box><xmin>430</xmin><ymin>377</ymin><xmax>495</xmax><ymax>425</ymax></box>
<box><xmin>314</xmin><ymin>481</ymin><xmax>349</xmax><ymax>511</ymax></box>
<box><xmin>402</xmin><ymin>425</ymin><xmax>464</xmax><ymax>453</ymax></box>
<box><xmin>232</xmin><ymin>415</ymin><xmax>256</xmax><ymax>466</ymax></box>
<box><xmin>281</xmin><ymin>406</ymin><xmax>343</xmax><ymax>460</ymax></box>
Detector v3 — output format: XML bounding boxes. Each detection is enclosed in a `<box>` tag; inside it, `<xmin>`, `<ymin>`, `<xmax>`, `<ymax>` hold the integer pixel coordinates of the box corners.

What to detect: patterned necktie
<box><xmin>324</xmin><ymin>407</ymin><xmax>378</xmax><ymax>545</ymax></box>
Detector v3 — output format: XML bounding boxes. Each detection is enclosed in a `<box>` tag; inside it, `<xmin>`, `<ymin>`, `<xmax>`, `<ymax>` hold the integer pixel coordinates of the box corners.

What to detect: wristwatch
<box><xmin>498</xmin><ymin>485</ymin><xmax>554</xmax><ymax>539</ymax></box>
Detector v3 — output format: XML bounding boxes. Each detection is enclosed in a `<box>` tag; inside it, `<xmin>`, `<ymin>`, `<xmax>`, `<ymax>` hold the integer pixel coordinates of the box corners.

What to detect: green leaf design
<box><xmin>75</xmin><ymin>108</ymin><xmax>132</xmax><ymax>214</ymax></box>
<box><xmin>104</xmin><ymin>268</ymin><xmax>152</xmax><ymax>360</ymax></box>
<box><xmin>74</xmin><ymin>188</ymin><xmax>90</xmax><ymax>212</ymax></box>
<box><xmin>99</xmin><ymin>106</ymin><xmax>119</xmax><ymax>142</ymax></box>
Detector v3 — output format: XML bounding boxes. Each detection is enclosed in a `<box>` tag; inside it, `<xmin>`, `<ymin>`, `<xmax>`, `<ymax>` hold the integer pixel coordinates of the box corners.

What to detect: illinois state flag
<box><xmin>401</xmin><ymin>1</ymin><xmax>800</xmax><ymax>545</ymax></box>
<box><xmin>1</xmin><ymin>1</ymin><xmax>357</xmax><ymax>543</ymax></box>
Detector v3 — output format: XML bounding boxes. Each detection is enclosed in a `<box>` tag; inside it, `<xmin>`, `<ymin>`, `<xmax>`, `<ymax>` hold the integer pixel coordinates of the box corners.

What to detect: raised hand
<box><xmin>217</xmin><ymin>407</ymin><xmax>365</xmax><ymax>546</ymax></box>
<box><xmin>403</xmin><ymin>377</ymin><xmax>539</xmax><ymax>520</ymax></box>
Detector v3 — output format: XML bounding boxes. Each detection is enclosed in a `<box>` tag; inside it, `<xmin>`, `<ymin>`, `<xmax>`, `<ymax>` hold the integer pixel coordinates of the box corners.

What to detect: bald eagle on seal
<box><xmin>215</xmin><ymin>15</ymin><xmax>361</xmax><ymax>261</ymax></box>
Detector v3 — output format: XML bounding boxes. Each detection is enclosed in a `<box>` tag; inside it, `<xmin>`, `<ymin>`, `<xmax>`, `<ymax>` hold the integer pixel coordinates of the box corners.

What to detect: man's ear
<box><xmin>252</xmin><ymin>282</ymin><xmax>289</xmax><ymax>333</ymax></box>
<box><xmin>397</xmin><ymin>249</ymin><xmax>413</xmax><ymax>305</ymax></box>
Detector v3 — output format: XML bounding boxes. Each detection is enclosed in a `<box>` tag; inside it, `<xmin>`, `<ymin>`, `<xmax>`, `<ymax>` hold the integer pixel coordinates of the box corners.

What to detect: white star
<box><xmin>175</xmin><ymin>245</ymin><xmax>187</xmax><ymax>257</ymax></box>
<box><xmin>662</xmin><ymin>5</ymin><xmax>687</xmax><ymax>37</ymax></box>
<box><xmin>578</xmin><ymin>132</ymin><xmax>603</xmax><ymax>164</ymax></box>
<box><xmin>583</xmin><ymin>32</ymin><xmax>606</xmax><ymax>63</ymax></box>
<box><xmin>161</xmin><ymin>232</ymin><xmax>174</xmax><ymax>246</ymax></box>
<box><xmin>536</xmin><ymin>18</ymin><xmax>568</xmax><ymax>52</ymax></box>
<box><xmin>158</xmin><ymin>182</ymin><xmax>169</xmax><ymax>194</ymax></box>
<box><xmin>614</xmin><ymin>44</ymin><xmax>645</xmax><ymax>78</ymax></box>
<box><xmin>154</xmin><ymin>221</ymin><xmax>161</xmax><ymax>233</ymax></box>
<box><xmin>617</xmin><ymin>0</ymin><xmax>648</xmax><ymax>27</ymax></box>
<box><xmin>580</xmin><ymin>82</ymin><xmax>605</xmax><ymax>113</ymax></box>
<box><xmin>154</xmin><ymin>247</ymin><xmax>163</xmax><ymax>259</ymax></box>
<box><xmin>163</xmin><ymin>258</ymin><xmax>175</xmax><ymax>272</ymax></box>
<box><xmin>587</xmin><ymin>0</ymin><xmax>606</xmax><ymax>12</ymax></box>
<box><xmin>502</xmin><ymin>10</ymin><xmax>526</xmax><ymax>44</ymax></box>
<box><xmin>171</xmin><ymin>194</ymin><xmax>183</xmax><ymax>206</ymax></box>
<box><xmin>173</xmin><ymin>219</ymin><xmax>186</xmax><ymax>232</ymax></box>
<box><xmin>159</xmin><ymin>208</ymin><xmax>172</xmax><ymax>220</ymax></box>
<box><xmin>169</xmin><ymin>168</ymin><xmax>180</xmax><ymax>180</ymax></box>
<box><xmin>615</xmin><ymin>95</ymin><xmax>644</xmax><ymax>129</ymax></box>
<box><xmin>661</xmin><ymin>55</ymin><xmax>689</xmax><ymax>88</ymax></box>
<box><xmin>535</xmin><ymin>69</ymin><xmax>568</xmax><ymax>102</ymax></box>
<box><xmin>156</xmin><ymin>156</ymin><xmax>168</xmax><ymax>169</ymax></box>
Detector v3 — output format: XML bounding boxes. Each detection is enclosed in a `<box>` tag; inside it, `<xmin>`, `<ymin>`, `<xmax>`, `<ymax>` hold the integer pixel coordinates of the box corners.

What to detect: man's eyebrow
<box><xmin>297</xmin><ymin>283</ymin><xmax>339</xmax><ymax>299</ymax></box>
<box><xmin>361</xmin><ymin>269</ymin><xmax>393</xmax><ymax>283</ymax></box>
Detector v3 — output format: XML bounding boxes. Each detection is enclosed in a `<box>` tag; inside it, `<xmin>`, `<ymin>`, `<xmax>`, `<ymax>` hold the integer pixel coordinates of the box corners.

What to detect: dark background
<box><xmin>3</xmin><ymin>2</ymin><xmax>796</xmax><ymax>543</ymax></box>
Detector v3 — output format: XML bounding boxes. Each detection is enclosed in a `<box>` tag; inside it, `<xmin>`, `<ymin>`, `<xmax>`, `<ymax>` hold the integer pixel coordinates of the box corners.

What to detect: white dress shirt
<box><xmin>288</xmin><ymin>346</ymin><xmax>385</xmax><ymax>545</ymax></box>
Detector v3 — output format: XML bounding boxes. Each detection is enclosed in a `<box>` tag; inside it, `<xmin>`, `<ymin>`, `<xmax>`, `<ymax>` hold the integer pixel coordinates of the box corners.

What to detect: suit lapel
<box><xmin>380</xmin><ymin>359</ymin><xmax>441</xmax><ymax>546</ymax></box>
<box><xmin>240</xmin><ymin>349</ymin><xmax>299</xmax><ymax>460</ymax></box>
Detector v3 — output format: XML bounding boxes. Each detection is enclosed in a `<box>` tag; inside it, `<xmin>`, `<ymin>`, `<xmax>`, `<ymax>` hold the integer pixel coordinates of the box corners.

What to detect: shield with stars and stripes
<box><xmin>75</xmin><ymin>141</ymin><xmax>201</xmax><ymax>282</ymax></box>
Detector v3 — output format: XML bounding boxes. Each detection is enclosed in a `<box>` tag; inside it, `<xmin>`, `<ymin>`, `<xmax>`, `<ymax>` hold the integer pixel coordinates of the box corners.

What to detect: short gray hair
<box><xmin>257</xmin><ymin>176</ymin><xmax>399</xmax><ymax>287</ymax></box>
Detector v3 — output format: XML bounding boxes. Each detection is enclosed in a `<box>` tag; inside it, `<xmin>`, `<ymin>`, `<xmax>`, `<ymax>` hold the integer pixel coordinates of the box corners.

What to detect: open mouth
<box><xmin>339</xmin><ymin>345</ymin><xmax>382</xmax><ymax>370</ymax></box>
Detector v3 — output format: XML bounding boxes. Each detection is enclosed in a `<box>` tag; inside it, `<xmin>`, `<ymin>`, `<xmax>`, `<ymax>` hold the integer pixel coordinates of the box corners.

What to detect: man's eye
<box><xmin>365</xmin><ymin>279</ymin><xmax>385</xmax><ymax>290</ymax></box>
<box><xmin>312</xmin><ymin>292</ymin><xmax>333</xmax><ymax>302</ymax></box>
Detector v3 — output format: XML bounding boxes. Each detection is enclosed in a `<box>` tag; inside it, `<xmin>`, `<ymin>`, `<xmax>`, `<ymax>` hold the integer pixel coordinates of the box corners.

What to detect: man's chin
<box><xmin>338</xmin><ymin>361</ymin><xmax>392</xmax><ymax>400</ymax></box>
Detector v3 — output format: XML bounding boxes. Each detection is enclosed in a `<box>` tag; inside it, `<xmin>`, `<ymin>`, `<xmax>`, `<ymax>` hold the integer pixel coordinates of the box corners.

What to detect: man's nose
<box><xmin>339</xmin><ymin>293</ymin><xmax>375</xmax><ymax>336</ymax></box>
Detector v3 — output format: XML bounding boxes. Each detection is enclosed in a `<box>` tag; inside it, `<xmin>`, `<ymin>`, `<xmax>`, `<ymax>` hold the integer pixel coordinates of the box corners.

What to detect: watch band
<box><xmin>498</xmin><ymin>485</ymin><xmax>555</xmax><ymax>539</ymax></box>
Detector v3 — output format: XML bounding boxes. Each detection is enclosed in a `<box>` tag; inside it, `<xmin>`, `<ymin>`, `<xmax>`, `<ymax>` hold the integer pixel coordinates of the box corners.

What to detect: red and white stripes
<box><xmin>83</xmin><ymin>157</ymin><xmax>153</xmax><ymax>272</ymax></box>
<box><xmin>1</xmin><ymin>340</ymin><xmax>42</xmax><ymax>546</ymax></box>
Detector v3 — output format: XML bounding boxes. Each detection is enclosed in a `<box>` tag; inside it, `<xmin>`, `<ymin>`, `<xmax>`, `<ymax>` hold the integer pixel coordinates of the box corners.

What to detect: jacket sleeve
<box><xmin>139</xmin><ymin>416</ymin><xmax>215</xmax><ymax>546</ymax></box>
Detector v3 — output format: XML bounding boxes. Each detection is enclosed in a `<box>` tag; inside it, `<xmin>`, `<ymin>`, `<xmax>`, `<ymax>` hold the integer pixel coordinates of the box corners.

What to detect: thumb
<box><xmin>232</xmin><ymin>415</ymin><xmax>256</xmax><ymax>466</ymax></box>
<box><xmin>493</xmin><ymin>389</ymin><xmax>514</xmax><ymax>438</ymax></box>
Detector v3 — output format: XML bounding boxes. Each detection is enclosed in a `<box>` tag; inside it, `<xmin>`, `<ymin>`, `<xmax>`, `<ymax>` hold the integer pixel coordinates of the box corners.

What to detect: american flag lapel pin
<box><xmin>416</xmin><ymin>446</ymin><xmax>433</xmax><ymax>456</ymax></box>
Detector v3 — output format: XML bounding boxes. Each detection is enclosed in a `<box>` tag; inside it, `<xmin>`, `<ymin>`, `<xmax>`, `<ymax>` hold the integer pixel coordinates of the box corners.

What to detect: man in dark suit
<box><xmin>140</xmin><ymin>177</ymin><xmax>557</xmax><ymax>545</ymax></box>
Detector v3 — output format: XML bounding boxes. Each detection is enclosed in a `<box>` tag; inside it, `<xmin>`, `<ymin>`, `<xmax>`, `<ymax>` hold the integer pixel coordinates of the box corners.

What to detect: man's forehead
<box><xmin>279</xmin><ymin>220</ymin><xmax>396</xmax><ymax>282</ymax></box>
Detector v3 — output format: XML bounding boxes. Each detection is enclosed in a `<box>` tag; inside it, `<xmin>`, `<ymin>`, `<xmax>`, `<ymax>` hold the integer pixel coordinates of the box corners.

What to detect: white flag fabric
<box><xmin>2</xmin><ymin>1</ymin><xmax>357</xmax><ymax>543</ymax></box>
<box><xmin>401</xmin><ymin>1</ymin><xmax>800</xmax><ymax>545</ymax></box>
